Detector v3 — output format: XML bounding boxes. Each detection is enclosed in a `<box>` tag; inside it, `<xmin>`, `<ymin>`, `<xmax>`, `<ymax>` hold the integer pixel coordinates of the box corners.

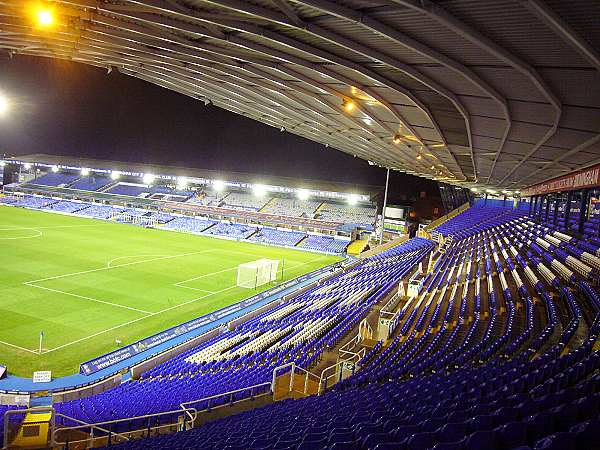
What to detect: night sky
<box><xmin>0</xmin><ymin>55</ymin><xmax>440</xmax><ymax>201</ymax></box>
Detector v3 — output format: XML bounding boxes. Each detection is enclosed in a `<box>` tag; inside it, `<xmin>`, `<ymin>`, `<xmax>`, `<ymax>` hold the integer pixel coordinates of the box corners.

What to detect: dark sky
<box><xmin>0</xmin><ymin>55</ymin><xmax>439</xmax><ymax>200</ymax></box>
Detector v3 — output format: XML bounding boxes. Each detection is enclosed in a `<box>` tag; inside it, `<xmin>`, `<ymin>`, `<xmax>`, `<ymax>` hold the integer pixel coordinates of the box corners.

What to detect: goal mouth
<box><xmin>237</xmin><ymin>258</ymin><xmax>280</xmax><ymax>289</ymax></box>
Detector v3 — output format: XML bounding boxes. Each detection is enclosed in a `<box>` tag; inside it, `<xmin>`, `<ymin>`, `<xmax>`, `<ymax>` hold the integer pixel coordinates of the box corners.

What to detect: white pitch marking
<box><xmin>24</xmin><ymin>283</ymin><xmax>153</xmax><ymax>314</ymax></box>
<box><xmin>0</xmin><ymin>224</ymin><xmax>104</xmax><ymax>231</ymax></box>
<box><xmin>24</xmin><ymin>250</ymin><xmax>216</xmax><ymax>284</ymax></box>
<box><xmin>0</xmin><ymin>339</ymin><xmax>39</xmax><ymax>354</ymax></box>
<box><xmin>107</xmin><ymin>254</ymin><xmax>171</xmax><ymax>269</ymax></box>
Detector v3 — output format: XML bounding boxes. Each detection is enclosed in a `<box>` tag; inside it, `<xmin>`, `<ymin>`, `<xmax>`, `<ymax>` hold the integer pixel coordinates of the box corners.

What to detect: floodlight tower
<box><xmin>379</xmin><ymin>167</ymin><xmax>390</xmax><ymax>245</ymax></box>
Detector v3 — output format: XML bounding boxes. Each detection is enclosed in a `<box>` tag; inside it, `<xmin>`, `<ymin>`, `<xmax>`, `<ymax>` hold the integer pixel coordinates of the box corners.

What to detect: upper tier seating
<box><xmin>28</xmin><ymin>172</ymin><xmax>80</xmax><ymax>187</ymax></box>
<box><xmin>249</xmin><ymin>228</ymin><xmax>307</xmax><ymax>247</ymax></box>
<box><xmin>96</xmin><ymin>206</ymin><xmax>600</xmax><ymax>449</ymax></box>
<box><xmin>70</xmin><ymin>176</ymin><xmax>113</xmax><ymax>191</ymax></box>
<box><xmin>105</xmin><ymin>183</ymin><xmax>154</xmax><ymax>197</ymax></box>
<box><xmin>221</xmin><ymin>192</ymin><xmax>271</xmax><ymax>212</ymax></box>
<box><xmin>185</xmin><ymin>191</ymin><xmax>227</xmax><ymax>207</ymax></box>
<box><xmin>54</xmin><ymin>238</ymin><xmax>433</xmax><ymax>426</ymax></box>
<box><xmin>318</xmin><ymin>202</ymin><xmax>377</xmax><ymax>226</ymax></box>
<box><xmin>261</xmin><ymin>197</ymin><xmax>321</xmax><ymax>218</ymax></box>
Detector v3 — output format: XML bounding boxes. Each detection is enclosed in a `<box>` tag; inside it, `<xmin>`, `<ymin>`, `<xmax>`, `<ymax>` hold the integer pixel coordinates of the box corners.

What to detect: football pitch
<box><xmin>0</xmin><ymin>206</ymin><xmax>342</xmax><ymax>377</ymax></box>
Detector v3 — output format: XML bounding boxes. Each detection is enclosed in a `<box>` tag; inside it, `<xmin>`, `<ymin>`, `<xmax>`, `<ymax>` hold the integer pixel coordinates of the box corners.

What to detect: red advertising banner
<box><xmin>522</xmin><ymin>164</ymin><xmax>600</xmax><ymax>197</ymax></box>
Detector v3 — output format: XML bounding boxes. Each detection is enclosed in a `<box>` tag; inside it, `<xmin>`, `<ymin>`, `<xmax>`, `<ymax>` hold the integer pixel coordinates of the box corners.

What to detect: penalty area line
<box><xmin>42</xmin><ymin>284</ymin><xmax>238</xmax><ymax>354</ymax></box>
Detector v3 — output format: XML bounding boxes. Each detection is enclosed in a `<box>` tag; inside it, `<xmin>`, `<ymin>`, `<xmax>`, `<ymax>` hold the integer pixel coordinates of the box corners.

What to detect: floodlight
<box><xmin>297</xmin><ymin>189</ymin><xmax>310</xmax><ymax>201</ymax></box>
<box><xmin>24</xmin><ymin>163</ymin><xmax>31</xmax><ymax>170</ymax></box>
<box><xmin>176</xmin><ymin>177</ymin><xmax>188</xmax><ymax>190</ymax></box>
<box><xmin>110</xmin><ymin>170</ymin><xmax>120</xmax><ymax>180</ymax></box>
<box><xmin>348</xmin><ymin>194</ymin><xmax>359</xmax><ymax>205</ymax></box>
<box><xmin>81</xmin><ymin>168</ymin><xmax>90</xmax><ymax>176</ymax></box>
<box><xmin>36</xmin><ymin>8</ymin><xmax>54</xmax><ymax>27</ymax></box>
<box><xmin>143</xmin><ymin>173</ymin><xmax>155</xmax><ymax>185</ymax></box>
<box><xmin>0</xmin><ymin>93</ymin><xmax>8</xmax><ymax>115</ymax></box>
<box><xmin>253</xmin><ymin>184</ymin><xmax>267</xmax><ymax>197</ymax></box>
<box><xmin>51</xmin><ymin>166</ymin><xmax>59</xmax><ymax>173</ymax></box>
<box><xmin>0</xmin><ymin>161</ymin><xmax>5</xmax><ymax>167</ymax></box>
<box><xmin>213</xmin><ymin>180</ymin><xmax>225</xmax><ymax>192</ymax></box>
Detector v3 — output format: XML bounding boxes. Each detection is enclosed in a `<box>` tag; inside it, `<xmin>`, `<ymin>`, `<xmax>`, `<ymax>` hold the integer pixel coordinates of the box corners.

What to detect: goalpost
<box><xmin>237</xmin><ymin>258</ymin><xmax>280</xmax><ymax>289</ymax></box>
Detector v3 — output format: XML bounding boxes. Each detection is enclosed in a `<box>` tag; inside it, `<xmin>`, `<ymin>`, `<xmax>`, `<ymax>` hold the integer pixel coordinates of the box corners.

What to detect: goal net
<box><xmin>237</xmin><ymin>259</ymin><xmax>280</xmax><ymax>289</ymax></box>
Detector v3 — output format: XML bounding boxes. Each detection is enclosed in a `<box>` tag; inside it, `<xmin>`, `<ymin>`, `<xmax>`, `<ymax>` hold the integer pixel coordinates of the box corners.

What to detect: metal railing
<box><xmin>49</xmin><ymin>380</ymin><xmax>274</xmax><ymax>448</ymax></box>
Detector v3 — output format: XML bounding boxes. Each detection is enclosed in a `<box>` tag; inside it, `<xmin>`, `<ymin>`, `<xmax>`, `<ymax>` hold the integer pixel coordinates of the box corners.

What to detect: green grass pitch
<box><xmin>0</xmin><ymin>206</ymin><xmax>342</xmax><ymax>377</ymax></box>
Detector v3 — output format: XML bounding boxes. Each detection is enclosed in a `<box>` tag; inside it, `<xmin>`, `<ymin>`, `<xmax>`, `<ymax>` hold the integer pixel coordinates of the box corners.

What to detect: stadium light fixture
<box><xmin>37</xmin><ymin>9</ymin><xmax>53</xmax><ymax>26</ymax></box>
<box><xmin>253</xmin><ymin>184</ymin><xmax>267</xmax><ymax>197</ymax></box>
<box><xmin>342</xmin><ymin>99</ymin><xmax>355</xmax><ymax>112</ymax></box>
<box><xmin>51</xmin><ymin>166</ymin><xmax>59</xmax><ymax>173</ymax></box>
<box><xmin>81</xmin><ymin>168</ymin><xmax>90</xmax><ymax>176</ymax></box>
<box><xmin>143</xmin><ymin>173</ymin><xmax>155</xmax><ymax>185</ymax></box>
<box><xmin>297</xmin><ymin>189</ymin><xmax>310</xmax><ymax>201</ymax></box>
<box><xmin>347</xmin><ymin>194</ymin><xmax>359</xmax><ymax>206</ymax></box>
<box><xmin>213</xmin><ymin>180</ymin><xmax>225</xmax><ymax>192</ymax></box>
<box><xmin>176</xmin><ymin>177</ymin><xmax>188</xmax><ymax>190</ymax></box>
<box><xmin>110</xmin><ymin>170</ymin><xmax>120</xmax><ymax>180</ymax></box>
<box><xmin>23</xmin><ymin>163</ymin><xmax>31</xmax><ymax>170</ymax></box>
<box><xmin>392</xmin><ymin>134</ymin><xmax>402</xmax><ymax>145</ymax></box>
<box><xmin>416</xmin><ymin>154</ymin><xmax>422</xmax><ymax>160</ymax></box>
<box><xmin>0</xmin><ymin>92</ymin><xmax>8</xmax><ymax>115</ymax></box>
<box><xmin>0</xmin><ymin>161</ymin><xmax>5</xmax><ymax>167</ymax></box>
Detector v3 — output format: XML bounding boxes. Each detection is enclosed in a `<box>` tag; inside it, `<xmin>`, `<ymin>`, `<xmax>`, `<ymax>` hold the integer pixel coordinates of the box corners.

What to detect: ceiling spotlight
<box><xmin>416</xmin><ymin>154</ymin><xmax>422</xmax><ymax>160</ymax></box>
<box><xmin>280</xmin><ymin>126</ymin><xmax>286</xmax><ymax>132</ymax></box>
<box><xmin>24</xmin><ymin>163</ymin><xmax>31</xmax><ymax>170</ymax></box>
<box><xmin>430</xmin><ymin>165</ymin><xmax>435</xmax><ymax>170</ymax></box>
<box><xmin>36</xmin><ymin>8</ymin><xmax>54</xmax><ymax>27</ymax></box>
<box><xmin>81</xmin><ymin>168</ymin><xmax>90</xmax><ymax>176</ymax></box>
<box><xmin>143</xmin><ymin>173</ymin><xmax>155</xmax><ymax>185</ymax></box>
<box><xmin>111</xmin><ymin>170</ymin><xmax>120</xmax><ymax>180</ymax></box>
<box><xmin>347</xmin><ymin>194</ymin><xmax>359</xmax><ymax>206</ymax></box>
<box><xmin>325</xmin><ymin>143</ymin><xmax>329</xmax><ymax>148</ymax></box>
<box><xmin>51</xmin><ymin>166</ymin><xmax>59</xmax><ymax>173</ymax></box>
<box><xmin>392</xmin><ymin>134</ymin><xmax>402</xmax><ymax>145</ymax></box>
<box><xmin>342</xmin><ymin>98</ymin><xmax>355</xmax><ymax>112</ymax></box>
